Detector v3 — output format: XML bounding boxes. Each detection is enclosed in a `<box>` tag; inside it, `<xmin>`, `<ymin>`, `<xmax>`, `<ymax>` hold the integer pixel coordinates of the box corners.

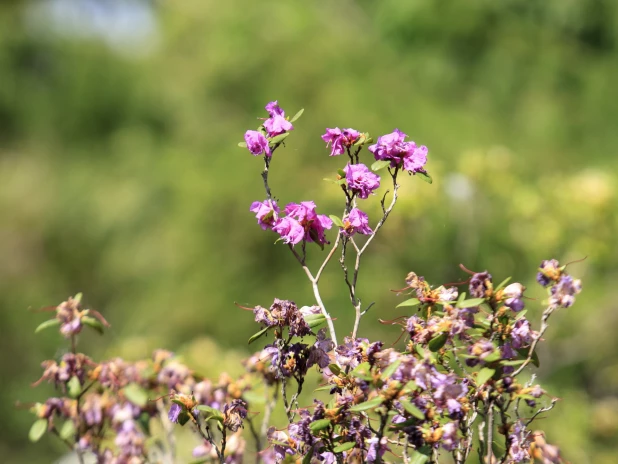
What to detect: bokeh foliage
<box><xmin>1</xmin><ymin>0</ymin><xmax>617</xmax><ymax>462</ymax></box>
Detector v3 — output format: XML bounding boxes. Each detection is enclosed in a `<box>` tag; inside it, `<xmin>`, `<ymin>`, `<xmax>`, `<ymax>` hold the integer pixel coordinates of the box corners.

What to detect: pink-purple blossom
<box><xmin>263</xmin><ymin>101</ymin><xmax>293</xmax><ymax>137</ymax></box>
<box><xmin>342</xmin><ymin>208</ymin><xmax>373</xmax><ymax>237</ymax></box>
<box><xmin>283</xmin><ymin>201</ymin><xmax>333</xmax><ymax>246</ymax></box>
<box><xmin>244</xmin><ymin>130</ymin><xmax>271</xmax><ymax>157</ymax></box>
<box><xmin>272</xmin><ymin>216</ymin><xmax>304</xmax><ymax>245</ymax></box>
<box><xmin>368</xmin><ymin>129</ymin><xmax>428</xmax><ymax>173</ymax></box>
<box><xmin>344</xmin><ymin>163</ymin><xmax>380</xmax><ymax>199</ymax></box>
<box><xmin>321</xmin><ymin>127</ymin><xmax>361</xmax><ymax>156</ymax></box>
<box><xmin>249</xmin><ymin>200</ymin><xmax>279</xmax><ymax>230</ymax></box>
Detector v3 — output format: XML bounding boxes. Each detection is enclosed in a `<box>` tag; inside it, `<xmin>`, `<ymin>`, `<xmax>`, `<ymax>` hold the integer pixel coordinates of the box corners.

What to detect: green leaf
<box><xmin>309</xmin><ymin>418</ymin><xmax>332</xmax><ymax>433</ymax></box>
<box><xmin>428</xmin><ymin>333</ymin><xmax>448</xmax><ymax>352</ymax></box>
<box><xmin>302</xmin><ymin>446</ymin><xmax>315</xmax><ymax>464</ymax></box>
<box><xmin>303</xmin><ymin>313</ymin><xmax>326</xmax><ymax>329</ymax></box>
<box><xmin>178</xmin><ymin>411</ymin><xmax>190</xmax><ymax>426</ymax></box>
<box><xmin>483</xmin><ymin>350</ymin><xmax>502</xmax><ymax>363</ymax></box>
<box><xmin>400</xmin><ymin>400</ymin><xmax>425</xmax><ymax>420</ymax></box>
<box><xmin>396</xmin><ymin>298</ymin><xmax>421</xmax><ymax>308</ymax></box>
<box><xmin>495</xmin><ymin>277</ymin><xmax>512</xmax><ymax>291</ymax></box>
<box><xmin>476</xmin><ymin>367</ymin><xmax>496</xmax><ymax>386</ymax></box>
<box><xmin>416</xmin><ymin>171</ymin><xmax>433</xmax><ymax>184</ymax></box>
<box><xmin>381</xmin><ymin>358</ymin><xmax>402</xmax><ymax>380</ymax></box>
<box><xmin>29</xmin><ymin>419</ymin><xmax>47</xmax><ymax>442</ymax></box>
<box><xmin>516</xmin><ymin>348</ymin><xmax>539</xmax><ymax>368</ymax></box>
<box><xmin>248</xmin><ymin>326</ymin><xmax>270</xmax><ymax>345</ymax></box>
<box><xmin>323</xmin><ymin>178</ymin><xmax>346</xmax><ymax>185</ymax></box>
<box><xmin>350</xmin><ymin>362</ymin><xmax>372</xmax><ymax>380</ymax></box>
<box><xmin>124</xmin><ymin>383</ymin><xmax>148</xmax><ymax>407</ymax></box>
<box><xmin>237</xmin><ymin>142</ymin><xmax>247</xmax><ymax>148</ymax></box>
<box><xmin>73</xmin><ymin>293</ymin><xmax>83</xmax><ymax>304</ymax></box>
<box><xmin>333</xmin><ymin>442</ymin><xmax>356</xmax><ymax>453</ymax></box>
<box><xmin>514</xmin><ymin>310</ymin><xmax>528</xmax><ymax>321</ymax></box>
<box><xmin>67</xmin><ymin>376</ymin><xmax>81</xmax><ymax>398</ymax></box>
<box><xmin>196</xmin><ymin>405</ymin><xmax>223</xmax><ymax>419</ymax></box>
<box><xmin>242</xmin><ymin>391</ymin><xmax>266</xmax><ymax>405</ymax></box>
<box><xmin>59</xmin><ymin>420</ymin><xmax>76</xmax><ymax>440</ymax></box>
<box><xmin>409</xmin><ymin>449</ymin><xmax>431</xmax><ymax>464</ymax></box>
<box><xmin>329</xmin><ymin>215</ymin><xmax>344</xmax><ymax>228</ymax></box>
<box><xmin>349</xmin><ymin>396</ymin><xmax>384</xmax><ymax>412</ymax></box>
<box><xmin>82</xmin><ymin>316</ymin><xmax>105</xmax><ymax>335</ymax></box>
<box><xmin>328</xmin><ymin>364</ymin><xmax>341</xmax><ymax>376</ymax></box>
<box><xmin>457</xmin><ymin>292</ymin><xmax>467</xmax><ymax>304</ymax></box>
<box><xmin>35</xmin><ymin>319</ymin><xmax>60</xmax><ymax>334</ymax></box>
<box><xmin>290</xmin><ymin>108</ymin><xmax>304</xmax><ymax>123</ymax></box>
<box><xmin>269</xmin><ymin>132</ymin><xmax>290</xmax><ymax>145</ymax></box>
<box><xmin>501</xmin><ymin>359</ymin><xmax>526</xmax><ymax>366</ymax></box>
<box><xmin>371</xmin><ymin>160</ymin><xmax>391</xmax><ymax>171</ymax></box>
<box><xmin>457</xmin><ymin>298</ymin><xmax>485</xmax><ymax>308</ymax></box>
<box><xmin>337</xmin><ymin>168</ymin><xmax>346</xmax><ymax>178</ymax></box>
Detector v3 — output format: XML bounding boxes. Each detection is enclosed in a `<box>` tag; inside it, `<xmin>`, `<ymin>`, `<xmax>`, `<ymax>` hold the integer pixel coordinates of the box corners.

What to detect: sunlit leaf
<box><xmin>35</xmin><ymin>319</ymin><xmax>60</xmax><ymax>334</ymax></box>
<box><xmin>29</xmin><ymin>419</ymin><xmax>47</xmax><ymax>442</ymax></box>
<box><xmin>349</xmin><ymin>396</ymin><xmax>384</xmax><ymax>412</ymax></box>
<box><xmin>457</xmin><ymin>298</ymin><xmax>485</xmax><ymax>309</ymax></box>
<box><xmin>416</xmin><ymin>171</ymin><xmax>432</xmax><ymax>184</ymax></box>
<box><xmin>238</xmin><ymin>142</ymin><xmax>247</xmax><ymax>148</ymax></box>
<box><xmin>371</xmin><ymin>160</ymin><xmax>391</xmax><ymax>171</ymax></box>
<box><xmin>290</xmin><ymin>108</ymin><xmax>304</xmax><ymax>123</ymax></box>
<box><xmin>59</xmin><ymin>420</ymin><xmax>76</xmax><ymax>440</ymax></box>
<box><xmin>396</xmin><ymin>298</ymin><xmax>421</xmax><ymax>308</ymax></box>
<box><xmin>68</xmin><ymin>376</ymin><xmax>81</xmax><ymax>398</ymax></box>
<box><xmin>269</xmin><ymin>132</ymin><xmax>290</xmax><ymax>145</ymax></box>
<box><xmin>82</xmin><ymin>316</ymin><xmax>105</xmax><ymax>335</ymax></box>
<box><xmin>329</xmin><ymin>215</ymin><xmax>344</xmax><ymax>228</ymax></box>
<box><xmin>381</xmin><ymin>359</ymin><xmax>402</xmax><ymax>380</ymax></box>
<box><xmin>309</xmin><ymin>418</ymin><xmax>331</xmax><ymax>433</ymax></box>
<box><xmin>333</xmin><ymin>442</ymin><xmax>356</xmax><ymax>453</ymax></box>
<box><xmin>124</xmin><ymin>383</ymin><xmax>148</xmax><ymax>407</ymax></box>
<box><xmin>400</xmin><ymin>400</ymin><xmax>425</xmax><ymax>420</ymax></box>
<box><xmin>476</xmin><ymin>367</ymin><xmax>496</xmax><ymax>386</ymax></box>
<box><xmin>248</xmin><ymin>326</ymin><xmax>270</xmax><ymax>345</ymax></box>
<box><xmin>428</xmin><ymin>333</ymin><xmax>448</xmax><ymax>352</ymax></box>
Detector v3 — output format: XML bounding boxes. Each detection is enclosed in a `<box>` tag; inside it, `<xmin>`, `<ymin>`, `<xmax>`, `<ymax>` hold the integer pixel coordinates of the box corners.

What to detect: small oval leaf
<box><xmin>269</xmin><ymin>132</ymin><xmax>290</xmax><ymax>145</ymax></box>
<box><xmin>309</xmin><ymin>418</ymin><xmax>332</xmax><ymax>433</ymax></box>
<box><xmin>59</xmin><ymin>420</ymin><xmax>76</xmax><ymax>440</ymax></box>
<box><xmin>35</xmin><ymin>319</ymin><xmax>60</xmax><ymax>334</ymax></box>
<box><xmin>457</xmin><ymin>298</ymin><xmax>485</xmax><ymax>309</ymax></box>
<box><xmin>400</xmin><ymin>400</ymin><xmax>425</xmax><ymax>420</ymax></box>
<box><xmin>476</xmin><ymin>367</ymin><xmax>496</xmax><ymax>386</ymax></box>
<box><xmin>67</xmin><ymin>376</ymin><xmax>82</xmax><ymax>398</ymax></box>
<box><xmin>248</xmin><ymin>326</ymin><xmax>270</xmax><ymax>345</ymax></box>
<box><xmin>397</xmin><ymin>298</ymin><xmax>421</xmax><ymax>308</ymax></box>
<box><xmin>329</xmin><ymin>215</ymin><xmax>344</xmax><ymax>228</ymax></box>
<box><xmin>349</xmin><ymin>396</ymin><xmax>384</xmax><ymax>412</ymax></box>
<box><xmin>29</xmin><ymin>419</ymin><xmax>47</xmax><ymax>442</ymax></box>
<box><xmin>290</xmin><ymin>108</ymin><xmax>304</xmax><ymax>123</ymax></box>
<box><xmin>371</xmin><ymin>160</ymin><xmax>391</xmax><ymax>171</ymax></box>
<box><xmin>416</xmin><ymin>171</ymin><xmax>432</xmax><ymax>184</ymax></box>
<box><xmin>428</xmin><ymin>333</ymin><xmax>448</xmax><ymax>352</ymax></box>
<box><xmin>124</xmin><ymin>383</ymin><xmax>148</xmax><ymax>407</ymax></box>
<box><xmin>333</xmin><ymin>441</ymin><xmax>356</xmax><ymax>453</ymax></box>
<box><xmin>82</xmin><ymin>316</ymin><xmax>105</xmax><ymax>335</ymax></box>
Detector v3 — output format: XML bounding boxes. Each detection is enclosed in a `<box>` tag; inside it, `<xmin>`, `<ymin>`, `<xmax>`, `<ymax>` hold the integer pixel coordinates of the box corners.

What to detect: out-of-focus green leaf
<box><xmin>329</xmin><ymin>215</ymin><xmax>344</xmax><ymax>228</ymax></box>
<box><xmin>349</xmin><ymin>396</ymin><xmax>384</xmax><ymax>412</ymax></box>
<box><xmin>516</xmin><ymin>348</ymin><xmax>540</xmax><ymax>367</ymax></box>
<box><xmin>400</xmin><ymin>399</ymin><xmax>425</xmax><ymax>420</ymax></box>
<box><xmin>333</xmin><ymin>442</ymin><xmax>356</xmax><ymax>453</ymax></box>
<box><xmin>381</xmin><ymin>358</ymin><xmax>402</xmax><ymax>380</ymax></box>
<box><xmin>371</xmin><ymin>160</ymin><xmax>391</xmax><ymax>171</ymax></box>
<box><xmin>328</xmin><ymin>363</ymin><xmax>341</xmax><ymax>376</ymax></box>
<box><xmin>29</xmin><ymin>419</ymin><xmax>47</xmax><ymax>442</ymax></box>
<box><xmin>428</xmin><ymin>333</ymin><xmax>448</xmax><ymax>352</ymax></box>
<box><xmin>397</xmin><ymin>298</ymin><xmax>421</xmax><ymax>308</ymax></box>
<box><xmin>124</xmin><ymin>383</ymin><xmax>148</xmax><ymax>407</ymax></box>
<box><xmin>248</xmin><ymin>326</ymin><xmax>270</xmax><ymax>345</ymax></box>
<box><xmin>269</xmin><ymin>132</ymin><xmax>290</xmax><ymax>145</ymax></box>
<box><xmin>238</xmin><ymin>142</ymin><xmax>247</xmax><ymax>148</ymax></box>
<box><xmin>416</xmin><ymin>171</ymin><xmax>432</xmax><ymax>184</ymax></box>
<box><xmin>304</xmin><ymin>313</ymin><xmax>326</xmax><ymax>329</ymax></box>
<box><xmin>82</xmin><ymin>316</ymin><xmax>105</xmax><ymax>335</ymax></box>
<box><xmin>457</xmin><ymin>298</ymin><xmax>485</xmax><ymax>308</ymax></box>
<box><xmin>309</xmin><ymin>418</ymin><xmax>331</xmax><ymax>433</ymax></box>
<box><xmin>59</xmin><ymin>420</ymin><xmax>76</xmax><ymax>440</ymax></box>
<box><xmin>35</xmin><ymin>319</ymin><xmax>60</xmax><ymax>334</ymax></box>
<box><xmin>476</xmin><ymin>367</ymin><xmax>496</xmax><ymax>386</ymax></box>
<box><xmin>495</xmin><ymin>277</ymin><xmax>512</xmax><ymax>291</ymax></box>
<box><xmin>67</xmin><ymin>376</ymin><xmax>81</xmax><ymax>398</ymax></box>
<box><xmin>290</xmin><ymin>108</ymin><xmax>304</xmax><ymax>123</ymax></box>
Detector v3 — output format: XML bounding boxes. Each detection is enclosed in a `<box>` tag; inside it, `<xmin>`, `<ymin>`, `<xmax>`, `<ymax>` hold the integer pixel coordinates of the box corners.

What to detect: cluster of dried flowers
<box><xmin>26</xmin><ymin>102</ymin><xmax>582</xmax><ymax>464</ymax></box>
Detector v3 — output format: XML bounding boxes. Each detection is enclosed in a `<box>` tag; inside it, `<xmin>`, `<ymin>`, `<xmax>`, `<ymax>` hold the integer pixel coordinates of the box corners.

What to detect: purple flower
<box><xmin>341</xmin><ymin>208</ymin><xmax>373</xmax><ymax>237</ymax></box>
<box><xmin>308</xmin><ymin>328</ymin><xmax>334</xmax><ymax>369</ymax></box>
<box><xmin>168</xmin><ymin>403</ymin><xmax>182</xmax><ymax>423</ymax></box>
<box><xmin>284</xmin><ymin>201</ymin><xmax>333</xmax><ymax>246</ymax></box>
<box><xmin>344</xmin><ymin>163</ymin><xmax>380</xmax><ymax>199</ymax></box>
<box><xmin>504</xmin><ymin>282</ymin><xmax>525</xmax><ymax>312</ymax></box>
<box><xmin>469</xmin><ymin>271</ymin><xmax>492</xmax><ymax>299</ymax></box>
<box><xmin>368</xmin><ymin>129</ymin><xmax>428</xmax><ymax>174</ymax></box>
<box><xmin>223</xmin><ymin>399</ymin><xmax>247</xmax><ymax>432</ymax></box>
<box><xmin>273</xmin><ymin>216</ymin><xmax>304</xmax><ymax>245</ymax></box>
<box><xmin>511</xmin><ymin>318</ymin><xmax>533</xmax><ymax>349</ymax></box>
<box><xmin>263</xmin><ymin>101</ymin><xmax>293</xmax><ymax>137</ymax></box>
<box><xmin>537</xmin><ymin>259</ymin><xmax>561</xmax><ymax>287</ymax></box>
<box><xmin>366</xmin><ymin>437</ymin><xmax>389</xmax><ymax>462</ymax></box>
<box><xmin>267</xmin><ymin>427</ymin><xmax>296</xmax><ymax>461</ymax></box>
<box><xmin>321</xmin><ymin>128</ymin><xmax>361</xmax><ymax>156</ymax></box>
<box><xmin>244</xmin><ymin>130</ymin><xmax>271</xmax><ymax>156</ymax></box>
<box><xmin>441</xmin><ymin>422</ymin><xmax>460</xmax><ymax>451</ymax></box>
<box><xmin>250</xmin><ymin>200</ymin><xmax>279</xmax><ymax>230</ymax></box>
<box><xmin>549</xmin><ymin>274</ymin><xmax>582</xmax><ymax>308</ymax></box>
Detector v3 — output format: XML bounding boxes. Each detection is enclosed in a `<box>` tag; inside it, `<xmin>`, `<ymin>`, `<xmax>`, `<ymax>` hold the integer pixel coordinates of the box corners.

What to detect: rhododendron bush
<box><xmin>25</xmin><ymin>102</ymin><xmax>582</xmax><ymax>464</ymax></box>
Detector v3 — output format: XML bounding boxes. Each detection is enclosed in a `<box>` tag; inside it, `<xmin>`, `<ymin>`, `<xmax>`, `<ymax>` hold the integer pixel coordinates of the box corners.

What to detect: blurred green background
<box><xmin>1</xmin><ymin>0</ymin><xmax>618</xmax><ymax>462</ymax></box>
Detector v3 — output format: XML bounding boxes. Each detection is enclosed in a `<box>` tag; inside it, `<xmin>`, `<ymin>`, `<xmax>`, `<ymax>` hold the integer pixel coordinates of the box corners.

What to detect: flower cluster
<box><xmin>368</xmin><ymin>128</ymin><xmax>428</xmax><ymax>174</ymax></box>
<box><xmin>26</xmin><ymin>103</ymin><xmax>578</xmax><ymax>464</ymax></box>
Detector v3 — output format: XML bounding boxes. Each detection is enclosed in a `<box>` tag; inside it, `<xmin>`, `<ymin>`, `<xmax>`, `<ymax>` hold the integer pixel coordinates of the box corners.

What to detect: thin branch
<box><xmin>512</xmin><ymin>307</ymin><xmax>554</xmax><ymax>377</ymax></box>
